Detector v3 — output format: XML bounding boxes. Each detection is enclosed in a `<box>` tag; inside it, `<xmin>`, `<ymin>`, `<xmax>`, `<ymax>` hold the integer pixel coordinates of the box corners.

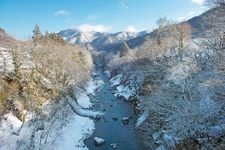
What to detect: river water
<box><xmin>84</xmin><ymin>60</ymin><xmax>143</xmax><ymax>150</ymax></box>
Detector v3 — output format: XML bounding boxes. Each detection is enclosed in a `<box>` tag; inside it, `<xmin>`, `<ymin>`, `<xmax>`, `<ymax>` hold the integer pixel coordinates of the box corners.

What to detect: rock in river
<box><xmin>112</xmin><ymin>117</ymin><xmax>118</xmax><ymax>121</ymax></box>
<box><xmin>121</xmin><ymin>117</ymin><xmax>129</xmax><ymax>125</ymax></box>
<box><xmin>94</xmin><ymin>137</ymin><xmax>106</xmax><ymax>146</ymax></box>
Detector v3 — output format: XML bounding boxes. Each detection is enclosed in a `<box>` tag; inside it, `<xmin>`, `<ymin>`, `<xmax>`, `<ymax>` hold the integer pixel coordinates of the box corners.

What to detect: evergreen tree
<box><xmin>32</xmin><ymin>24</ymin><xmax>42</xmax><ymax>40</ymax></box>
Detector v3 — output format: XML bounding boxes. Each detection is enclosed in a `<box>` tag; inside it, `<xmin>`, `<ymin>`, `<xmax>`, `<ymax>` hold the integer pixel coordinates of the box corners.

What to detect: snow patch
<box><xmin>110</xmin><ymin>74</ymin><xmax>123</xmax><ymax>86</ymax></box>
<box><xmin>114</xmin><ymin>84</ymin><xmax>136</xmax><ymax>100</ymax></box>
<box><xmin>76</xmin><ymin>78</ymin><xmax>103</xmax><ymax>108</ymax></box>
<box><xmin>85</xmin><ymin>78</ymin><xmax>103</xmax><ymax>95</ymax></box>
<box><xmin>77</xmin><ymin>92</ymin><xmax>92</xmax><ymax>108</ymax></box>
<box><xmin>66</xmin><ymin>95</ymin><xmax>103</xmax><ymax>118</ymax></box>
<box><xmin>135</xmin><ymin>110</ymin><xmax>149</xmax><ymax>127</ymax></box>
<box><xmin>0</xmin><ymin>113</ymin><xmax>33</xmax><ymax>150</ymax></box>
<box><xmin>53</xmin><ymin>115</ymin><xmax>95</xmax><ymax>150</ymax></box>
<box><xmin>104</xmin><ymin>70</ymin><xmax>110</xmax><ymax>77</ymax></box>
<box><xmin>3</xmin><ymin>113</ymin><xmax>23</xmax><ymax>128</ymax></box>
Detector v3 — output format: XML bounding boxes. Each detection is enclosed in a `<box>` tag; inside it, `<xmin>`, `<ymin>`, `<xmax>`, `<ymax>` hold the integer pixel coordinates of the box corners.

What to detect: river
<box><xmin>84</xmin><ymin>58</ymin><xmax>143</xmax><ymax>150</ymax></box>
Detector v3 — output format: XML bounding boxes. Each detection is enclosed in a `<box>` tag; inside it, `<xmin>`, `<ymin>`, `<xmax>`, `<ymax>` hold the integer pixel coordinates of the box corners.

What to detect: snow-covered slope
<box><xmin>91</xmin><ymin>31</ymin><xmax>137</xmax><ymax>48</ymax></box>
<box><xmin>58</xmin><ymin>29</ymin><xmax>105</xmax><ymax>44</ymax></box>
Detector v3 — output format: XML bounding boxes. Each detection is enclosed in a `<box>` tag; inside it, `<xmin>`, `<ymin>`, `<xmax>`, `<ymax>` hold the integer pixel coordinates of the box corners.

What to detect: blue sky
<box><xmin>0</xmin><ymin>0</ymin><xmax>207</xmax><ymax>39</ymax></box>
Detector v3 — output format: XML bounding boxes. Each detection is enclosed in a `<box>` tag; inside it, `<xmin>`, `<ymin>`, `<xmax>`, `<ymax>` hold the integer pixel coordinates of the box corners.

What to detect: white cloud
<box><xmin>78</xmin><ymin>24</ymin><xmax>112</xmax><ymax>33</ymax></box>
<box><xmin>54</xmin><ymin>10</ymin><xmax>71</xmax><ymax>16</ymax></box>
<box><xmin>125</xmin><ymin>25</ymin><xmax>138</xmax><ymax>32</ymax></box>
<box><xmin>87</xmin><ymin>15</ymin><xmax>98</xmax><ymax>20</ymax></box>
<box><xmin>192</xmin><ymin>0</ymin><xmax>205</xmax><ymax>5</ymax></box>
<box><xmin>119</xmin><ymin>0</ymin><xmax>128</xmax><ymax>9</ymax></box>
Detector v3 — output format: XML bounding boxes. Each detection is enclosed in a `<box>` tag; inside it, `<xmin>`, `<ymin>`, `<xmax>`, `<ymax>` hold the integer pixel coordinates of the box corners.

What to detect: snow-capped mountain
<box><xmin>58</xmin><ymin>29</ymin><xmax>106</xmax><ymax>44</ymax></box>
<box><xmin>137</xmin><ymin>29</ymin><xmax>151</xmax><ymax>37</ymax></box>
<box><xmin>59</xmin><ymin>28</ymin><xmax>150</xmax><ymax>51</ymax></box>
<box><xmin>90</xmin><ymin>31</ymin><xmax>138</xmax><ymax>50</ymax></box>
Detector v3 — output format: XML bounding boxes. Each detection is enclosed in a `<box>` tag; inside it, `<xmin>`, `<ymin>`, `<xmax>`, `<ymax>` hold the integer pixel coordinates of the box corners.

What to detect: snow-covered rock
<box><xmin>110</xmin><ymin>143</ymin><xmax>117</xmax><ymax>149</ymax></box>
<box><xmin>94</xmin><ymin>137</ymin><xmax>106</xmax><ymax>146</ymax></box>
<box><xmin>110</xmin><ymin>74</ymin><xmax>123</xmax><ymax>86</ymax></box>
<box><xmin>136</xmin><ymin>110</ymin><xmax>149</xmax><ymax>127</ymax></box>
<box><xmin>114</xmin><ymin>84</ymin><xmax>136</xmax><ymax>100</ymax></box>
<box><xmin>121</xmin><ymin>117</ymin><xmax>129</xmax><ymax>125</ymax></box>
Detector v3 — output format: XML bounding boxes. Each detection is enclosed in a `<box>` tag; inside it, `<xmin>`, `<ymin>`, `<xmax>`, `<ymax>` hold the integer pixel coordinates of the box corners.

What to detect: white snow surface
<box><xmin>77</xmin><ymin>92</ymin><xmax>92</xmax><ymax>109</ymax></box>
<box><xmin>77</xmin><ymin>79</ymin><xmax>103</xmax><ymax>108</ymax></box>
<box><xmin>52</xmin><ymin>115</ymin><xmax>95</xmax><ymax>150</ymax></box>
<box><xmin>0</xmin><ymin>113</ymin><xmax>32</xmax><ymax>150</ymax></box>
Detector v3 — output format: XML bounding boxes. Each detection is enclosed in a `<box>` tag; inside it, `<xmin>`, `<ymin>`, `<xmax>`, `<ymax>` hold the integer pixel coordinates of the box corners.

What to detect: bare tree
<box><xmin>172</xmin><ymin>23</ymin><xmax>192</xmax><ymax>61</ymax></box>
<box><xmin>156</xmin><ymin>17</ymin><xmax>173</xmax><ymax>51</ymax></box>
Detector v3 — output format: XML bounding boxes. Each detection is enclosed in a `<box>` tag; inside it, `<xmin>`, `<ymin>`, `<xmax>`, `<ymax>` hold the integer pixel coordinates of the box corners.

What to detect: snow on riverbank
<box><xmin>0</xmin><ymin>77</ymin><xmax>101</xmax><ymax>150</ymax></box>
<box><xmin>114</xmin><ymin>84</ymin><xmax>136</xmax><ymax>100</ymax></box>
<box><xmin>52</xmin><ymin>114</ymin><xmax>95</xmax><ymax>150</ymax></box>
<box><xmin>109</xmin><ymin>73</ymin><xmax>149</xmax><ymax>127</ymax></box>
<box><xmin>50</xmin><ymin>78</ymin><xmax>102</xmax><ymax>149</ymax></box>
<box><xmin>109</xmin><ymin>74</ymin><xmax>137</xmax><ymax>100</ymax></box>
<box><xmin>76</xmin><ymin>78</ymin><xmax>103</xmax><ymax>108</ymax></box>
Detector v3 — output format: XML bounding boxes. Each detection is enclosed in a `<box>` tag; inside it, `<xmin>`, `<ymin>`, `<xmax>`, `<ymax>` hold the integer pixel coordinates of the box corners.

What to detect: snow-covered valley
<box><xmin>1</xmin><ymin>2</ymin><xmax>225</xmax><ymax>150</ymax></box>
<box><xmin>0</xmin><ymin>52</ymin><xmax>143</xmax><ymax>149</ymax></box>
